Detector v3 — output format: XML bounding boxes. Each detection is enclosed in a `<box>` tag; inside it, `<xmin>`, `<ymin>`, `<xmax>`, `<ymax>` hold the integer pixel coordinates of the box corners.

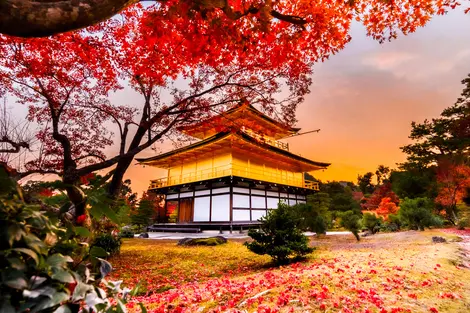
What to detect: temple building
<box><xmin>137</xmin><ymin>102</ymin><xmax>329</xmax><ymax>227</ymax></box>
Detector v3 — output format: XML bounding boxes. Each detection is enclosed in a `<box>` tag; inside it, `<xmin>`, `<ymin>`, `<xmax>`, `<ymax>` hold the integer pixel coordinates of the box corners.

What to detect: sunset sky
<box><xmin>9</xmin><ymin>10</ymin><xmax>470</xmax><ymax>196</ymax></box>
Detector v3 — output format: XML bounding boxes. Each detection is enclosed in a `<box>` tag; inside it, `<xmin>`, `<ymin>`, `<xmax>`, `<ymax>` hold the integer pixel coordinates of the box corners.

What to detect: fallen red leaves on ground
<box><xmin>111</xmin><ymin>233</ymin><xmax>470</xmax><ymax>313</ymax></box>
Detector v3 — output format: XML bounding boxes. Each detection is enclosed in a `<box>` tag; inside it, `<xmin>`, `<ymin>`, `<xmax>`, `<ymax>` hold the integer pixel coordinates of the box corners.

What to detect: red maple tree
<box><xmin>376</xmin><ymin>197</ymin><xmax>399</xmax><ymax>219</ymax></box>
<box><xmin>363</xmin><ymin>183</ymin><xmax>400</xmax><ymax>211</ymax></box>
<box><xmin>435</xmin><ymin>162</ymin><xmax>470</xmax><ymax>222</ymax></box>
<box><xmin>0</xmin><ymin>32</ymin><xmax>129</xmax><ymax>222</ymax></box>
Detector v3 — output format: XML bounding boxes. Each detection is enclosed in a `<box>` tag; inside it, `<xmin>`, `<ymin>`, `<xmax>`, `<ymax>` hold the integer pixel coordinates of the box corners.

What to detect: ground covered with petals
<box><xmin>109</xmin><ymin>230</ymin><xmax>470</xmax><ymax>313</ymax></box>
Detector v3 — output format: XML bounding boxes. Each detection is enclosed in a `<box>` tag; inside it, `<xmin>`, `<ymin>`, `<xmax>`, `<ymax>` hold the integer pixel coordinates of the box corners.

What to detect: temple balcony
<box><xmin>241</xmin><ymin>127</ymin><xmax>289</xmax><ymax>151</ymax></box>
<box><xmin>149</xmin><ymin>164</ymin><xmax>319</xmax><ymax>191</ymax></box>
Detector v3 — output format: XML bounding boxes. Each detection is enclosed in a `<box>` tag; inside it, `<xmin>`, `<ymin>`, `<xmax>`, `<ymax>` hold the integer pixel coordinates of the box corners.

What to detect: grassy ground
<box><xmin>109</xmin><ymin>230</ymin><xmax>470</xmax><ymax>313</ymax></box>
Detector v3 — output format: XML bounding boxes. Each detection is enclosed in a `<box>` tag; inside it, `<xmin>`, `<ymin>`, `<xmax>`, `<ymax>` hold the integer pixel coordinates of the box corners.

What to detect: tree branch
<box><xmin>0</xmin><ymin>135</ymin><xmax>30</xmax><ymax>153</ymax></box>
<box><xmin>270</xmin><ymin>10</ymin><xmax>307</xmax><ymax>26</ymax></box>
<box><xmin>0</xmin><ymin>0</ymin><xmax>138</xmax><ymax>37</ymax></box>
<box><xmin>76</xmin><ymin>115</ymin><xmax>182</xmax><ymax>176</ymax></box>
<box><xmin>74</xmin><ymin>153</ymin><xmax>106</xmax><ymax>162</ymax></box>
<box><xmin>19</xmin><ymin>169</ymin><xmax>61</xmax><ymax>179</ymax></box>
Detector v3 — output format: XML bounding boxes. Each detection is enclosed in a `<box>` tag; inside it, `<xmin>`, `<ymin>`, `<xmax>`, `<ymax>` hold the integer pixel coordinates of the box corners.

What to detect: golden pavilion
<box><xmin>137</xmin><ymin>102</ymin><xmax>329</xmax><ymax>227</ymax></box>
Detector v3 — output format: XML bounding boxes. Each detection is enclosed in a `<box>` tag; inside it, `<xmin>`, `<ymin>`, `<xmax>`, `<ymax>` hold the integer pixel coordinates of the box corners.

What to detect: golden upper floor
<box><xmin>138</xmin><ymin>131</ymin><xmax>328</xmax><ymax>190</ymax></box>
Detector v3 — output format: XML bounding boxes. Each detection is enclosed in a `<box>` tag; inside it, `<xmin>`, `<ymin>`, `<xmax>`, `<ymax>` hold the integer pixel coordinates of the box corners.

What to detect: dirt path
<box><xmin>310</xmin><ymin>230</ymin><xmax>431</xmax><ymax>250</ymax></box>
<box><xmin>441</xmin><ymin>229</ymin><xmax>470</xmax><ymax>268</ymax></box>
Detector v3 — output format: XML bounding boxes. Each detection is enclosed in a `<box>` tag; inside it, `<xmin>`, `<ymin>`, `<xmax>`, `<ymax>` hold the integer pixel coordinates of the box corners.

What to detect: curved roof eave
<box><xmin>137</xmin><ymin>131</ymin><xmax>330</xmax><ymax>169</ymax></box>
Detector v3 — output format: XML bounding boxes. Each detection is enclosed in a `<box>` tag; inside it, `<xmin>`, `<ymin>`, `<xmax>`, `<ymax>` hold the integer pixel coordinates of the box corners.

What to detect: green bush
<box><xmin>0</xmin><ymin>168</ymin><xmax>138</xmax><ymax>313</ymax></box>
<box><xmin>381</xmin><ymin>214</ymin><xmax>401</xmax><ymax>232</ymax></box>
<box><xmin>92</xmin><ymin>233</ymin><xmax>122</xmax><ymax>257</ymax></box>
<box><xmin>387</xmin><ymin>213</ymin><xmax>402</xmax><ymax>229</ymax></box>
<box><xmin>381</xmin><ymin>222</ymin><xmax>399</xmax><ymax>232</ymax></box>
<box><xmin>362</xmin><ymin>213</ymin><xmax>382</xmax><ymax>234</ymax></box>
<box><xmin>119</xmin><ymin>227</ymin><xmax>135</xmax><ymax>238</ymax></box>
<box><xmin>245</xmin><ymin>203</ymin><xmax>314</xmax><ymax>264</ymax></box>
<box><xmin>399</xmin><ymin>197</ymin><xmax>443</xmax><ymax>230</ymax></box>
<box><xmin>340</xmin><ymin>210</ymin><xmax>362</xmax><ymax>241</ymax></box>
<box><xmin>457</xmin><ymin>218</ymin><xmax>468</xmax><ymax>230</ymax></box>
<box><xmin>291</xmin><ymin>202</ymin><xmax>328</xmax><ymax>235</ymax></box>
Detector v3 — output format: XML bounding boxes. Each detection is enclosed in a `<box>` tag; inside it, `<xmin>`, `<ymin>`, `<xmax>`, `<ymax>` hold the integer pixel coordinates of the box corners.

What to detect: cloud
<box><xmin>361</xmin><ymin>51</ymin><xmax>418</xmax><ymax>75</ymax></box>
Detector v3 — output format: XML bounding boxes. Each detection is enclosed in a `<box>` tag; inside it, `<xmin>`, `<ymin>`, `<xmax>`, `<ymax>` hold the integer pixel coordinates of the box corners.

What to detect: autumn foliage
<box><xmin>364</xmin><ymin>183</ymin><xmax>400</xmax><ymax>210</ymax></box>
<box><xmin>376</xmin><ymin>197</ymin><xmax>400</xmax><ymax>219</ymax></box>
<box><xmin>435</xmin><ymin>162</ymin><xmax>470</xmax><ymax>211</ymax></box>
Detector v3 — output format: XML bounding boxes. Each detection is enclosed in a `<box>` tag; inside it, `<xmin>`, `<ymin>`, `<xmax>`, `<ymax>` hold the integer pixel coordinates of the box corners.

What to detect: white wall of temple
<box><xmin>165</xmin><ymin>186</ymin><xmax>307</xmax><ymax>223</ymax></box>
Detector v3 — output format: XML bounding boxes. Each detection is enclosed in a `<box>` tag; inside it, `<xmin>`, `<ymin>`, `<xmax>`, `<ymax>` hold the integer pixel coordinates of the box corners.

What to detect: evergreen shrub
<box><xmin>340</xmin><ymin>210</ymin><xmax>362</xmax><ymax>241</ymax></box>
<box><xmin>92</xmin><ymin>233</ymin><xmax>122</xmax><ymax>257</ymax></box>
<box><xmin>245</xmin><ymin>203</ymin><xmax>314</xmax><ymax>264</ymax></box>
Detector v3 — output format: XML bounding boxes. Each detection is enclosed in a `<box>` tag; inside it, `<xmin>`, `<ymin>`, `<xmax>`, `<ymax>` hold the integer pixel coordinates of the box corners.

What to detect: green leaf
<box><xmin>29</xmin><ymin>276</ymin><xmax>48</xmax><ymax>289</ymax></box>
<box><xmin>23</xmin><ymin>286</ymin><xmax>56</xmax><ymax>299</ymax></box>
<box><xmin>59</xmin><ymin>202</ymin><xmax>72</xmax><ymax>214</ymax></box>
<box><xmin>12</xmin><ymin>248</ymin><xmax>39</xmax><ymax>265</ymax></box>
<box><xmin>130</xmin><ymin>283</ymin><xmax>142</xmax><ymax>297</ymax></box>
<box><xmin>51</xmin><ymin>268</ymin><xmax>75</xmax><ymax>283</ymax></box>
<box><xmin>116</xmin><ymin>299</ymin><xmax>127</xmax><ymax>313</ymax></box>
<box><xmin>54</xmin><ymin>305</ymin><xmax>72</xmax><ymax>313</ymax></box>
<box><xmin>75</xmin><ymin>226</ymin><xmax>91</xmax><ymax>237</ymax></box>
<box><xmin>90</xmin><ymin>246</ymin><xmax>109</xmax><ymax>258</ymax></box>
<box><xmin>100</xmin><ymin>204</ymin><xmax>119</xmax><ymax>224</ymax></box>
<box><xmin>47</xmin><ymin>253</ymin><xmax>73</xmax><ymax>268</ymax></box>
<box><xmin>24</xmin><ymin>233</ymin><xmax>47</xmax><ymax>254</ymax></box>
<box><xmin>7</xmin><ymin>223</ymin><xmax>24</xmax><ymax>246</ymax></box>
<box><xmin>31</xmin><ymin>291</ymin><xmax>69</xmax><ymax>313</ymax></box>
<box><xmin>89</xmin><ymin>193</ymin><xmax>119</xmax><ymax>224</ymax></box>
<box><xmin>5</xmin><ymin>272</ymin><xmax>28</xmax><ymax>290</ymax></box>
<box><xmin>98</xmin><ymin>258</ymin><xmax>112</xmax><ymax>278</ymax></box>
<box><xmin>72</xmin><ymin>282</ymin><xmax>93</xmax><ymax>301</ymax></box>
<box><xmin>138</xmin><ymin>303</ymin><xmax>148</xmax><ymax>313</ymax></box>
<box><xmin>85</xmin><ymin>293</ymin><xmax>105</xmax><ymax>308</ymax></box>
<box><xmin>7</xmin><ymin>257</ymin><xmax>26</xmax><ymax>271</ymax></box>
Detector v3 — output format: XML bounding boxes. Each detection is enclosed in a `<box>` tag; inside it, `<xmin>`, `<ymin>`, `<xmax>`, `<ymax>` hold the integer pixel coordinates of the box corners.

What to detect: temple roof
<box><xmin>137</xmin><ymin>131</ymin><xmax>330</xmax><ymax>172</ymax></box>
<box><xmin>177</xmin><ymin>102</ymin><xmax>300</xmax><ymax>140</ymax></box>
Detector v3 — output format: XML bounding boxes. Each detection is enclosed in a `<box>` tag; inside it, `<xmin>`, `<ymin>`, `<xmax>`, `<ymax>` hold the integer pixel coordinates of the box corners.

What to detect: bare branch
<box><xmin>0</xmin><ymin>0</ymin><xmax>137</xmax><ymax>37</ymax></box>
<box><xmin>0</xmin><ymin>136</ymin><xmax>30</xmax><ymax>153</ymax></box>
<box><xmin>19</xmin><ymin>169</ymin><xmax>61</xmax><ymax>179</ymax></box>
<box><xmin>74</xmin><ymin>153</ymin><xmax>106</xmax><ymax>163</ymax></box>
<box><xmin>76</xmin><ymin>114</ymin><xmax>182</xmax><ymax>176</ymax></box>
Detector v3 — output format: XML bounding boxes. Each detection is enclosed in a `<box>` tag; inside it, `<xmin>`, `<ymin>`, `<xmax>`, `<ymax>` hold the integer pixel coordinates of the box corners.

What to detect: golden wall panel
<box><xmin>161</xmin><ymin>150</ymin><xmax>305</xmax><ymax>188</ymax></box>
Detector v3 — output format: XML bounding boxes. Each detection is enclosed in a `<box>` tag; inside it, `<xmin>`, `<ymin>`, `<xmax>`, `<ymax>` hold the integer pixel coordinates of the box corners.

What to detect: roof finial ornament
<box><xmin>240</xmin><ymin>98</ymin><xmax>249</xmax><ymax>107</ymax></box>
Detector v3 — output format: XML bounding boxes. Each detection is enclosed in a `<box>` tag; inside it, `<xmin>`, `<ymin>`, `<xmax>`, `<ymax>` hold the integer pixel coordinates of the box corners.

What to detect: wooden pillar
<box><xmin>249</xmin><ymin>185</ymin><xmax>252</xmax><ymax>221</ymax></box>
<box><xmin>209</xmin><ymin>181</ymin><xmax>213</xmax><ymax>222</ymax></box>
<box><xmin>229</xmin><ymin>182</ymin><xmax>233</xmax><ymax>222</ymax></box>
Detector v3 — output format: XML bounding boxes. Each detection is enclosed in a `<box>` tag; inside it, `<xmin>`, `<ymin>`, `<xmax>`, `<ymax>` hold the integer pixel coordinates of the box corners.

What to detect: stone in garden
<box><xmin>177</xmin><ymin>236</ymin><xmax>227</xmax><ymax>246</ymax></box>
<box><xmin>138</xmin><ymin>232</ymin><xmax>149</xmax><ymax>238</ymax></box>
<box><xmin>432</xmin><ymin>236</ymin><xmax>446</xmax><ymax>243</ymax></box>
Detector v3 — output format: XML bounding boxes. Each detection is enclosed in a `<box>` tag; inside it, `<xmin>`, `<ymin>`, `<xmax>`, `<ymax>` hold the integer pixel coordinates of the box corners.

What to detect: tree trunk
<box><xmin>107</xmin><ymin>94</ymin><xmax>151</xmax><ymax>198</ymax></box>
<box><xmin>352</xmin><ymin>231</ymin><xmax>360</xmax><ymax>241</ymax></box>
<box><xmin>0</xmin><ymin>0</ymin><xmax>137</xmax><ymax>37</ymax></box>
<box><xmin>107</xmin><ymin>154</ymin><xmax>134</xmax><ymax>198</ymax></box>
<box><xmin>63</xmin><ymin>170</ymin><xmax>87</xmax><ymax>221</ymax></box>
